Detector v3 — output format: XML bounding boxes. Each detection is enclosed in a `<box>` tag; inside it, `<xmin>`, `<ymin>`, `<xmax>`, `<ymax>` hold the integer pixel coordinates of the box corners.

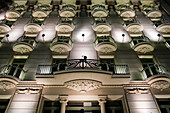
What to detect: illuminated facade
<box><xmin>0</xmin><ymin>0</ymin><xmax>170</xmax><ymax>113</ymax></box>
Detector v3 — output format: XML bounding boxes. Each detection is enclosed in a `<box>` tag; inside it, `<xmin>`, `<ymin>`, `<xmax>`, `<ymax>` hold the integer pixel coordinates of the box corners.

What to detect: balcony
<box><xmin>50</xmin><ymin>36</ymin><xmax>73</xmax><ymax>54</ymax></box>
<box><xmin>146</xmin><ymin>10</ymin><xmax>162</xmax><ymax>21</ymax></box>
<box><xmin>0</xmin><ymin>24</ymin><xmax>11</xmax><ymax>37</ymax></box>
<box><xmin>125</xmin><ymin>23</ymin><xmax>143</xmax><ymax>37</ymax></box>
<box><xmin>5</xmin><ymin>10</ymin><xmax>21</xmax><ymax>21</ymax></box>
<box><xmin>36</xmin><ymin>58</ymin><xmax>130</xmax><ymax>76</ymax></box>
<box><xmin>24</xmin><ymin>23</ymin><xmax>42</xmax><ymax>37</ymax></box>
<box><xmin>55</xmin><ymin>19</ymin><xmax>75</xmax><ymax>36</ymax></box>
<box><xmin>156</xmin><ymin>24</ymin><xmax>170</xmax><ymax>37</ymax></box>
<box><xmin>142</xmin><ymin>64</ymin><xmax>170</xmax><ymax>78</ymax></box>
<box><xmin>91</xmin><ymin>5</ymin><xmax>108</xmax><ymax>18</ymax></box>
<box><xmin>13</xmin><ymin>36</ymin><xmax>36</xmax><ymax>54</ymax></box>
<box><xmin>92</xmin><ymin>19</ymin><xmax>111</xmax><ymax>35</ymax></box>
<box><xmin>139</xmin><ymin>0</ymin><xmax>160</xmax><ymax>11</ymax></box>
<box><xmin>0</xmin><ymin>65</ymin><xmax>26</xmax><ymax>78</ymax></box>
<box><xmin>95</xmin><ymin>36</ymin><xmax>117</xmax><ymax>54</ymax></box>
<box><xmin>130</xmin><ymin>36</ymin><xmax>154</xmax><ymax>54</ymax></box>
<box><xmin>59</xmin><ymin>5</ymin><xmax>76</xmax><ymax>18</ymax></box>
<box><xmin>32</xmin><ymin>8</ymin><xmax>48</xmax><ymax>21</ymax></box>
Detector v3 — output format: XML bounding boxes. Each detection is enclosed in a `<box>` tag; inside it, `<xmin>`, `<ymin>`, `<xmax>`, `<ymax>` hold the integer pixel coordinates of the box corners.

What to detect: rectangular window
<box><xmin>100</xmin><ymin>58</ymin><xmax>115</xmax><ymax>71</ymax></box>
<box><xmin>43</xmin><ymin>101</ymin><xmax>60</xmax><ymax>113</ymax></box>
<box><xmin>0</xmin><ymin>99</ymin><xmax>9</xmax><ymax>113</ymax></box>
<box><xmin>139</xmin><ymin>57</ymin><xmax>158</xmax><ymax>77</ymax></box>
<box><xmin>164</xmin><ymin>37</ymin><xmax>170</xmax><ymax>48</ymax></box>
<box><xmin>66</xmin><ymin>101</ymin><xmax>100</xmax><ymax>113</ymax></box>
<box><xmin>52</xmin><ymin>58</ymin><xmax>67</xmax><ymax>72</ymax></box>
<box><xmin>156</xmin><ymin>98</ymin><xmax>170</xmax><ymax>113</ymax></box>
<box><xmin>8</xmin><ymin>58</ymin><xmax>26</xmax><ymax>78</ymax></box>
<box><xmin>106</xmin><ymin>100</ymin><xmax>124</xmax><ymax>113</ymax></box>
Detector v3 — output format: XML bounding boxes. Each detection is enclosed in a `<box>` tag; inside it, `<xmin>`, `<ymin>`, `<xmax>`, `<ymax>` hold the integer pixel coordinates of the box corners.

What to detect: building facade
<box><xmin>0</xmin><ymin>0</ymin><xmax>170</xmax><ymax>113</ymax></box>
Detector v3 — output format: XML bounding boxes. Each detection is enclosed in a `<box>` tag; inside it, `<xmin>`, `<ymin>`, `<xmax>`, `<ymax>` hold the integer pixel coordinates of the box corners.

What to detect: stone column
<box><xmin>60</xmin><ymin>96</ymin><xmax>68</xmax><ymax>113</ymax></box>
<box><xmin>98</xmin><ymin>96</ymin><xmax>107</xmax><ymax>113</ymax></box>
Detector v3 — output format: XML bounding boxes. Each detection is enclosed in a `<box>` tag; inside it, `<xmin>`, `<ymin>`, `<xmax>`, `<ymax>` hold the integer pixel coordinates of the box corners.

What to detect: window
<box><xmin>164</xmin><ymin>37</ymin><xmax>170</xmax><ymax>48</ymax></box>
<box><xmin>43</xmin><ymin>101</ymin><xmax>60</xmax><ymax>113</ymax></box>
<box><xmin>66</xmin><ymin>101</ymin><xmax>100</xmax><ymax>113</ymax></box>
<box><xmin>100</xmin><ymin>58</ymin><xmax>115</xmax><ymax>71</ymax></box>
<box><xmin>0</xmin><ymin>99</ymin><xmax>10</xmax><ymax>113</ymax></box>
<box><xmin>106</xmin><ymin>100</ymin><xmax>124</xmax><ymax>113</ymax></box>
<box><xmin>52</xmin><ymin>58</ymin><xmax>67</xmax><ymax>72</ymax></box>
<box><xmin>8</xmin><ymin>58</ymin><xmax>27</xmax><ymax>78</ymax></box>
<box><xmin>156</xmin><ymin>98</ymin><xmax>170</xmax><ymax>113</ymax></box>
<box><xmin>140</xmin><ymin>57</ymin><xmax>157</xmax><ymax>77</ymax></box>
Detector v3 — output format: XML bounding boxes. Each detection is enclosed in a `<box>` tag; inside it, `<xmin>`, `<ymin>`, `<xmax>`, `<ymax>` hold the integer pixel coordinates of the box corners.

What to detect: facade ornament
<box><xmin>0</xmin><ymin>81</ymin><xmax>15</xmax><ymax>91</ymax></box>
<box><xmin>17</xmin><ymin>47</ymin><xmax>31</xmax><ymax>54</ymax></box>
<box><xmin>65</xmin><ymin>80</ymin><xmax>102</xmax><ymax>93</ymax></box>
<box><xmin>151</xmin><ymin>80</ymin><xmax>170</xmax><ymax>91</ymax></box>
<box><xmin>126</xmin><ymin>88</ymin><xmax>150</xmax><ymax>94</ymax></box>
<box><xmin>16</xmin><ymin>88</ymin><xmax>41</xmax><ymax>94</ymax></box>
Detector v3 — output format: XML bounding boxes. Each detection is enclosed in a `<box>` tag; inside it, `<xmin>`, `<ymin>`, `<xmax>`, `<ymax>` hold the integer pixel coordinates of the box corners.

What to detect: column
<box><xmin>60</xmin><ymin>96</ymin><xmax>68</xmax><ymax>113</ymax></box>
<box><xmin>98</xmin><ymin>96</ymin><xmax>107</xmax><ymax>113</ymax></box>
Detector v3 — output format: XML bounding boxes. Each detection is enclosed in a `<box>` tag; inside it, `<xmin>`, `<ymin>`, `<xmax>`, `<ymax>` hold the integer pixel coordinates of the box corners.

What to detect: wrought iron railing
<box><xmin>142</xmin><ymin>64</ymin><xmax>170</xmax><ymax>78</ymax></box>
<box><xmin>0</xmin><ymin>65</ymin><xmax>26</xmax><ymax>78</ymax></box>
<box><xmin>36</xmin><ymin>58</ymin><xmax>130</xmax><ymax>75</ymax></box>
<box><xmin>130</xmin><ymin>36</ymin><xmax>151</xmax><ymax>48</ymax></box>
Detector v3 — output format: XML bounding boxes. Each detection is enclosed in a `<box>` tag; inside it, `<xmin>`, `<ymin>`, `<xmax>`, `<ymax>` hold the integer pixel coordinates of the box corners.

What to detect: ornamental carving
<box><xmin>16</xmin><ymin>47</ymin><xmax>31</xmax><ymax>54</ymax></box>
<box><xmin>134</xmin><ymin>44</ymin><xmax>154</xmax><ymax>54</ymax></box>
<box><xmin>151</xmin><ymin>80</ymin><xmax>170</xmax><ymax>91</ymax></box>
<box><xmin>65</xmin><ymin>80</ymin><xmax>102</xmax><ymax>93</ymax></box>
<box><xmin>0</xmin><ymin>81</ymin><xmax>15</xmax><ymax>91</ymax></box>
<box><xmin>53</xmin><ymin>47</ymin><xmax>67</xmax><ymax>53</ymax></box>
<box><xmin>137</xmin><ymin>47</ymin><xmax>151</xmax><ymax>53</ymax></box>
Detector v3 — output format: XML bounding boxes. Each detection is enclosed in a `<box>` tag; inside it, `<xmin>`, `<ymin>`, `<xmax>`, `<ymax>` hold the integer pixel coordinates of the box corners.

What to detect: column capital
<box><xmin>59</xmin><ymin>95</ymin><xmax>68</xmax><ymax>104</ymax></box>
<box><xmin>98</xmin><ymin>95</ymin><xmax>107</xmax><ymax>104</ymax></box>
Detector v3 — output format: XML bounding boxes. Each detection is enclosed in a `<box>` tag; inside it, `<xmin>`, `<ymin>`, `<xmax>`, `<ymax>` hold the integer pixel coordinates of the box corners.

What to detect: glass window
<box><xmin>43</xmin><ymin>101</ymin><xmax>60</xmax><ymax>113</ymax></box>
<box><xmin>106</xmin><ymin>100</ymin><xmax>124</xmax><ymax>113</ymax></box>
<box><xmin>52</xmin><ymin>58</ymin><xmax>67</xmax><ymax>72</ymax></box>
<box><xmin>140</xmin><ymin>58</ymin><xmax>158</xmax><ymax>77</ymax></box>
<box><xmin>0</xmin><ymin>99</ymin><xmax>9</xmax><ymax>113</ymax></box>
<box><xmin>66</xmin><ymin>101</ymin><xmax>100</xmax><ymax>113</ymax></box>
<box><xmin>156</xmin><ymin>98</ymin><xmax>170</xmax><ymax>113</ymax></box>
<box><xmin>100</xmin><ymin>58</ymin><xmax>115</xmax><ymax>71</ymax></box>
<box><xmin>7</xmin><ymin>59</ymin><xmax>26</xmax><ymax>78</ymax></box>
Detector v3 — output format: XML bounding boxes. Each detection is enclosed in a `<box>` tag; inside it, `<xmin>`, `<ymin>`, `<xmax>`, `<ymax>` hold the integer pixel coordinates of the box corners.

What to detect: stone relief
<box><xmin>65</xmin><ymin>80</ymin><xmax>102</xmax><ymax>93</ymax></box>
<box><xmin>16</xmin><ymin>47</ymin><xmax>31</xmax><ymax>54</ymax></box>
<box><xmin>151</xmin><ymin>80</ymin><xmax>170</xmax><ymax>91</ymax></box>
<box><xmin>137</xmin><ymin>47</ymin><xmax>151</xmax><ymax>53</ymax></box>
<box><xmin>0</xmin><ymin>81</ymin><xmax>15</xmax><ymax>91</ymax></box>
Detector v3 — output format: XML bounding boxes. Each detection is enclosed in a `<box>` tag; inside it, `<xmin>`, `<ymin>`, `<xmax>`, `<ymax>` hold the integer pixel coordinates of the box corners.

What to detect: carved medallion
<box><xmin>151</xmin><ymin>80</ymin><xmax>170</xmax><ymax>91</ymax></box>
<box><xmin>65</xmin><ymin>80</ymin><xmax>102</xmax><ymax>93</ymax></box>
<box><xmin>0</xmin><ymin>81</ymin><xmax>15</xmax><ymax>91</ymax></box>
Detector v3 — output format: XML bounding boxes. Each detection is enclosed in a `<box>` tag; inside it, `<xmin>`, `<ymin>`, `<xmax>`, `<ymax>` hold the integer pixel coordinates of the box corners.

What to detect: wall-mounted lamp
<box><xmin>157</xmin><ymin>33</ymin><xmax>161</xmax><ymax>42</ymax></box>
<box><xmin>82</xmin><ymin>34</ymin><xmax>85</xmax><ymax>42</ymax></box>
<box><xmin>42</xmin><ymin>34</ymin><xmax>45</xmax><ymax>42</ymax></box>
<box><xmin>6</xmin><ymin>34</ymin><xmax>9</xmax><ymax>43</ymax></box>
<box><xmin>122</xmin><ymin>34</ymin><xmax>125</xmax><ymax>43</ymax></box>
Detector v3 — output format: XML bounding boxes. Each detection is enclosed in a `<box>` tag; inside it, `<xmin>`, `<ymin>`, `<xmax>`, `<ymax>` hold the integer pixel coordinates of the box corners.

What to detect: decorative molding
<box><xmin>126</xmin><ymin>88</ymin><xmax>150</xmax><ymax>94</ymax></box>
<box><xmin>64</xmin><ymin>80</ymin><xmax>102</xmax><ymax>93</ymax></box>
<box><xmin>0</xmin><ymin>81</ymin><xmax>15</xmax><ymax>91</ymax></box>
<box><xmin>151</xmin><ymin>80</ymin><xmax>170</xmax><ymax>91</ymax></box>
<box><xmin>13</xmin><ymin>43</ymin><xmax>34</xmax><ymax>54</ymax></box>
<box><xmin>16</xmin><ymin>87</ymin><xmax>41</xmax><ymax>94</ymax></box>
<box><xmin>134</xmin><ymin>43</ymin><xmax>154</xmax><ymax>54</ymax></box>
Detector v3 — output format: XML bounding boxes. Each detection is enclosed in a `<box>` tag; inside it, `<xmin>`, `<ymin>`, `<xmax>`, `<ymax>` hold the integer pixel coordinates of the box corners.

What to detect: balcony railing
<box><xmin>130</xmin><ymin>36</ymin><xmax>151</xmax><ymax>48</ymax></box>
<box><xmin>95</xmin><ymin>36</ymin><xmax>116</xmax><ymax>46</ymax></box>
<box><xmin>0</xmin><ymin>65</ymin><xmax>26</xmax><ymax>78</ymax></box>
<box><xmin>142</xmin><ymin>64</ymin><xmax>170</xmax><ymax>78</ymax></box>
<box><xmin>36</xmin><ymin>58</ymin><xmax>130</xmax><ymax>75</ymax></box>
